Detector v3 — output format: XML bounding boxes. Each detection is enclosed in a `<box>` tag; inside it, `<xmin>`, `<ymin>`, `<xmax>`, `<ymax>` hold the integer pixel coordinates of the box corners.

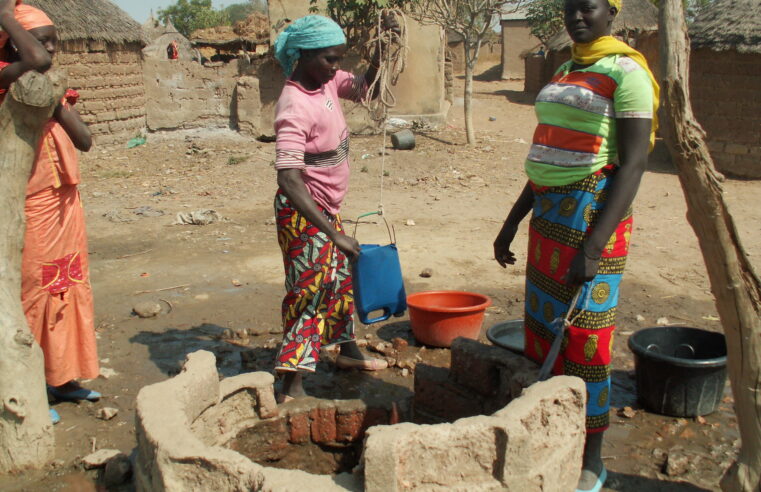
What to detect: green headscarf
<box><xmin>274</xmin><ymin>15</ymin><xmax>347</xmax><ymax>77</ymax></box>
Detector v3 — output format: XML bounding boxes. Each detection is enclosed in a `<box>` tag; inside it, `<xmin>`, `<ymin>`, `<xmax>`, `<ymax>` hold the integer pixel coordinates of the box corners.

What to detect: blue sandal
<box><xmin>48</xmin><ymin>385</ymin><xmax>101</xmax><ymax>402</ymax></box>
<box><xmin>576</xmin><ymin>467</ymin><xmax>607</xmax><ymax>492</ymax></box>
<box><xmin>49</xmin><ymin>408</ymin><xmax>60</xmax><ymax>425</ymax></box>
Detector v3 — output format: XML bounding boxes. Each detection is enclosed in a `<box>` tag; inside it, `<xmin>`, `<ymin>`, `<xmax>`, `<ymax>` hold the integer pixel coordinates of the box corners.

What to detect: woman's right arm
<box><xmin>0</xmin><ymin>0</ymin><xmax>52</xmax><ymax>90</ymax></box>
<box><xmin>277</xmin><ymin>169</ymin><xmax>361</xmax><ymax>260</ymax></box>
<box><xmin>494</xmin><ymin>181</ymin><xmax>534</xmax><ymax>267</ymax></box>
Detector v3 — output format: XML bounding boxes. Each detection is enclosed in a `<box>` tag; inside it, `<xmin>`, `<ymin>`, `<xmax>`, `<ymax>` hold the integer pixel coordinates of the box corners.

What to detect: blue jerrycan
<box><xmin>351</xmin><ymin>212</ymin><xmax>407</xmax><ymax>324</ymax></box>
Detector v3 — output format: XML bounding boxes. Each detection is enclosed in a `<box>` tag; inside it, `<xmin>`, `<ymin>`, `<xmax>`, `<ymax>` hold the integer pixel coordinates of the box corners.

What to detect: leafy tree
<box><xmin>309</xmin><ymin>0</ymin><xmax>410</xmax><ymax>45</ymax></box>
<box><xmin>158</xmin><ymin>0</ymin><xmax>230</xmax><ymax>37</ymax></box>
<box><xmin>415</xmin><ymin>0</ymin><xmax>521</xmax><ymax>144</ymax></box>
<box><xmin>525</xmin><ymin>0</ymin><xmax>564</xmax><ymax>45</ymax></box>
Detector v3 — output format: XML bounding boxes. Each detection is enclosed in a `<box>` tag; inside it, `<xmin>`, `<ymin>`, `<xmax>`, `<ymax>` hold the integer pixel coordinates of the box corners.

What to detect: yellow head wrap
<box><xmin>608</xmin><ymin>0</ymin><xmax>622</xmax><ymax>11</ymax></box>
<box><xmin>571</xmin><ymin>35</ymin><xmax>660</xmax><ymax>151</ymax></box>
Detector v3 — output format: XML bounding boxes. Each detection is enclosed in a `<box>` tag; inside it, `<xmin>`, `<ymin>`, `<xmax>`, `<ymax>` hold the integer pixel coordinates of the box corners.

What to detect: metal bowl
<box><xmin>486</xmin><ymin>319</ymin><xmax>524</xmax><ymax>355</ymax></box>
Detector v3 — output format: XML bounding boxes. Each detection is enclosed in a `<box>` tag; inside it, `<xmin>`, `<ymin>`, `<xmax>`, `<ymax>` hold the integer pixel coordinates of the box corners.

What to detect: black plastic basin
<box><xmin>627</xmin><ymin>326</ymin><xmax>727</xmax><ymax>417</ymax></box>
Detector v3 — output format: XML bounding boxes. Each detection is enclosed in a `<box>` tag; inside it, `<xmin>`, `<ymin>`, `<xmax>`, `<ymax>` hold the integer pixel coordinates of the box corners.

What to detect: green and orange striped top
<box><xmin>525</xmin><ymin>54</ymin><xmax>654</xmax><ymax>187</ymax></box>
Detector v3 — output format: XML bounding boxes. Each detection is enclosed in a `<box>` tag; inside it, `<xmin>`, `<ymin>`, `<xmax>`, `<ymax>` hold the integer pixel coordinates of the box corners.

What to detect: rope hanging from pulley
<box><xmin>358</xmin><ymin>9</ymin><xmax>408</xmax><ymax>216</ymax></box>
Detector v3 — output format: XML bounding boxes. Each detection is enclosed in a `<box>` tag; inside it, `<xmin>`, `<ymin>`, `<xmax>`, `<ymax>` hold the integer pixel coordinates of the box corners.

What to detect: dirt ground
<box><xmin>2</xmin><ymin>72</ymin><xmax>758</xmax><ymax>492</ymax></box>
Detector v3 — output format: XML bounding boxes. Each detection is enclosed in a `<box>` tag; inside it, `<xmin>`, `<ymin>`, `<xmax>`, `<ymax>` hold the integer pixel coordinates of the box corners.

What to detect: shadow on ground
<box><xmin>130</xmin><ymin>321</ymin><xmax>414</xmax><ymax>408</ymax></box>
<box><xmin>490</xmin><ymin>88</ymin><xmax>536</xmax><ymax>106</ymax></box>
<box><xmin>606</xmin><ymin>471</ymin><xmax>712</xmax><ymax>491</ymax></box>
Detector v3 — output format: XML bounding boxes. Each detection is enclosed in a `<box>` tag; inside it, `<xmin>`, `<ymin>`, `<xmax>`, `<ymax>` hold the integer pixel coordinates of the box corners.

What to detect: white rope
<box><xmin>360</xmin><ymin>9</ymin><xmax>408</xmax><ymax>216</ymax></box>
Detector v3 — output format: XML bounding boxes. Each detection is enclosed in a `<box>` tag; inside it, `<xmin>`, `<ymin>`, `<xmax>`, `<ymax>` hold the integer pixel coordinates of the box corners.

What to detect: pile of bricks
<box><xmin>414</xmin><ymin>337</ymin><xmax>538</xmax><ymax>423</ymax></box>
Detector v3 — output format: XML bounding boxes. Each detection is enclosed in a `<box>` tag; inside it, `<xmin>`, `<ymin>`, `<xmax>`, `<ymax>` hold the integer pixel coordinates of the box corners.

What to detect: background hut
<box><xmin>689</xmin><ymin>0</ymin><xmax>761</xmax><ymax>179</ymax></box>
<box><xmin>500</xmin><ymin>6</ymin><xmax>541</xmax><ymax>80</ymax></box>
<box><xmin>27</xmin><ymin>0</ymin><xmax>147</xmax><ymax>146</ymax></box>
<box><xmin>526</xmin><ymin>0</ymin><xmax>658</xmax><ymax>92</ymax></box>
<box><xmin>143</xmin><ymin>17</ymin><xmax>197</xmax><ymax>61</ymax></box>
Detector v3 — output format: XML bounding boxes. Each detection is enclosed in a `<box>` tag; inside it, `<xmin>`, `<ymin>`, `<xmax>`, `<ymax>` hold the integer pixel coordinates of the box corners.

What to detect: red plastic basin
<box><xmin>406</xmin><ymin>290</ymin><xmax>492</xmax><ymax>347</ymax></box>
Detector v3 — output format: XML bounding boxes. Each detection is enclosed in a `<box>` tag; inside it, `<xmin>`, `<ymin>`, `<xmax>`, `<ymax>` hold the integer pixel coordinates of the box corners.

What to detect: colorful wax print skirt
<box><xmin>523</xmin><ymin>166</ymin><xmax>632</xmax><ymax>433</ymax></box>
<box><xmin>274</xmin><ymin>192</ymin><xmax>355</xmax><ymax>372</ymax></box>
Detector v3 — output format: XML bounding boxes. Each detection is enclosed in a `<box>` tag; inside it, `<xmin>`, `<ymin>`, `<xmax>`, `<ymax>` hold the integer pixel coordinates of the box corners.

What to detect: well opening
<box><xmin>226</xmin><ymin>400</ymin><xmax>393</xmax><ymax>475</ymax></box>
<box><xmin>215</xmin><ymin>336</ymin><xmax>543</xmax><ymax>478</ymax></box>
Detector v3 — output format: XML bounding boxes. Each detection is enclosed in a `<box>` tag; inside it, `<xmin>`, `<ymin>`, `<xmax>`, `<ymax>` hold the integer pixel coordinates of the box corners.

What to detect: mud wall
<box><xmin>386</xmin><ymin>20</ymin><xmax>447</xmax><ymax>122</ymax></box>
<box><xmin>501</xmin><ymin>20</ymin><xmax>540</xmax><ymax>80</ymax></box>
<box><xmin>268</xmin><ymin>0</ymin><xmax>326</xmax><ymax>41</ymax></box>
<box><xmin>143</xmin><ymin>59</ymin><xmax>240</xmax><ymax>131</ymax></box>
<box><xmin>57</xmin><ymin>40</ymin><xmax>146</xmax><ymax>146</ymax></box>
<box><xmin>690</xmin><ymin>49</ymin><xmax>761</xmax><ymax>179</ymax></box>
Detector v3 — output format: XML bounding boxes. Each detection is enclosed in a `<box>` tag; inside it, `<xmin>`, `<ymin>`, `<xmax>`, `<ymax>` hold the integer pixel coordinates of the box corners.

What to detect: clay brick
<box><xmin>450</xmin><ymin>338</ymin><xmax>506</xmax><ymax>396</ymax></box>
<box><xmin>310</xmin><ymin>404</ymin><xmax>336</xmax><ymax>444</ymax></box>
<box><xmin>414</xmin><ymin>363</ymin><xmax>483</xmax><ymax>422</ymax></box>
<box><xmin>287</xmin><ymin>411</ymin><xmax>310</xmax><ymax>444</ymax></box>
<box><xmin>726</xmin><ymin>143</ymin><xmax>749</xmax><ymax>155</ymax></box>
<box><xmin>706</xmin><ymin>140</ymin><xmax>726</xmax><ymax>154</ymax></box>
<box><xmin>96</xmin><ymin>111</ymin><xmax>117</xmax><ymax>123</ymax></box>
<box><xmin>336</xmin><ymin>409</ymin><xmax>365</xmax><ymax>442</ymax></box>
<box><xmin>362</xmin><ymin>407</ymin><xmax>388</xmax><ymax>432</ymax></box>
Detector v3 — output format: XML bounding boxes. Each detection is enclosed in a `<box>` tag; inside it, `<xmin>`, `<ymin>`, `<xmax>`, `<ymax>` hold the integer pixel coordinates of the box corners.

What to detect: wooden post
<box><xmin>658</xmin><ymin>2</ymin><xmax>761</xmax><ymax>491</ymax></box>
<box><xmin>0</xmin><ymin>69</ymin><xmax>64</xmax><ymax>472</ymax></box>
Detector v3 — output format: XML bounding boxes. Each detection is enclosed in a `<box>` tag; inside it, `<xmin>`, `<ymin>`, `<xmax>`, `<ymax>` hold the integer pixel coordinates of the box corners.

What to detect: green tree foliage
<box><xmin>158</xmin><ymin>0</ymin><xmax>230</xmax><ymax>37</ymax></box>
<box><xmin>309</xmin><ymin>0</ymin><xmax>411</xmax><ymax>45</ymax></box>
<box><xmin>525</xmin><ymin>0</ymin><xmax>564</xmax><ymax>45</ymax></box>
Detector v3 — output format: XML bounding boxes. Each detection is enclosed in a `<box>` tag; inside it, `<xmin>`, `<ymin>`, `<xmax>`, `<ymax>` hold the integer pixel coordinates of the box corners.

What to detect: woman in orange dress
<box><xmin>1</xmin><ymin>0</ymin><xmax>99</xmax><ymax>424</ymax></box>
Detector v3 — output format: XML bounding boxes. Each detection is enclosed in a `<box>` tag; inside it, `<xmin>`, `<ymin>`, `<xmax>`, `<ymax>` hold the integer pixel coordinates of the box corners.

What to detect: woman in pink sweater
<box><xmin>272</xmin><ymin>15</ymin><xmax>397</xmax><ymax>401</ymax></box>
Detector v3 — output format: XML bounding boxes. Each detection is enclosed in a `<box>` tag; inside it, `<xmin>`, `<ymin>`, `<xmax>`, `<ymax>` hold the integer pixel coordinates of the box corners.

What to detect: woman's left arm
<box><xmin>54</xmin><ymin>103</ymin><xmax>92</xmax><ymax>152</ymax></box>
<box><xmin>566</xmin><ymin>117</ymin><xmax>651</xmax><ymax>286</ymax></box>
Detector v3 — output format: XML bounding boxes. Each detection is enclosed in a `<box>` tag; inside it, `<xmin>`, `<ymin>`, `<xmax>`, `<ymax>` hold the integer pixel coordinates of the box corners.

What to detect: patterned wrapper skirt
<box><xmin>523</xmin><ymin>166</ymin><xmax>632</xmax><ymax>433</ymax></box>
<box><xmin>274</xmin><ymin>192</ymin><xmax>355</xmax><ymax>372</ymax></box>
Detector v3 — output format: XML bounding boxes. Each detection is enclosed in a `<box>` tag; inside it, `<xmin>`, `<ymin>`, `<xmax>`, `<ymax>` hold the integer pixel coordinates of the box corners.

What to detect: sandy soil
<box><xmin>1</xmin><ymin>73</ymin><xmax>758</xmax><ymax>492</ymax></box>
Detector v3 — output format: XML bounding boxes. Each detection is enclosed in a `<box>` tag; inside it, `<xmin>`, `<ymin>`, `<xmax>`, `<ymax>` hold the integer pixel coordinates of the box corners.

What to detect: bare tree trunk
<box><xmin>463</xmin><ymin>44</ymin><xmax>476</xmax><ymax>145</ymax></box>
<box><xmin>659</xmin><ymin>2</ymin><xmax>761</xmax><ymax>491</ymax></box>
<box><xmin>463</xmin><ymin>38</ymin><xmax>482</xmax><ymax>145</ymax></box>
<box><xmin>0</xmin><ymin>69</ymin><xmax>64</xmax><ymax>472</ymax></box>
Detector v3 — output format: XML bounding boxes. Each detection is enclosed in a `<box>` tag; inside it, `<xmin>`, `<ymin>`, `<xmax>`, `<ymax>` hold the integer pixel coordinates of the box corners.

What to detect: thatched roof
<box><xmin>143</xmin><ymin>15</ymin><xmax>164</xmax><ymax>42</ymax></box>
<box><xmin>547</xmin><ymin>0</ymin><xmax>658</xmax><ymax>51</ymax></box>
<box><xmin>26</xmin><ymin>0</ymin><xmax>145</xmax><ymax>45</ymax></box>
<box><xmin>689</xmin><ymin>0</ymin><xmax>761</xmax><ymax>54</ymax></box>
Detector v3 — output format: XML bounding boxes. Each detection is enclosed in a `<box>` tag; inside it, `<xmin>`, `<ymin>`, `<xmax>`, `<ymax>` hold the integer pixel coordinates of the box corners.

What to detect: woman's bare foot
<box><xmin>338</xmin><ymin>340</ymin><xmax>366</xmax><ymax>360</ymax></box>
<box><xmin>278</xmin><ymin>372</ymin><xmax>306</xmax><ymax>403</ymax></box>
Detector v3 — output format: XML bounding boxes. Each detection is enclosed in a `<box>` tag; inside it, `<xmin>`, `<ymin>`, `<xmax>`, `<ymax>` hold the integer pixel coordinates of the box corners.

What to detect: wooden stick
<box><xmin>133</xmin><ymin>284</ymin><xmax>190</xmax><ymax>295</ymax></box>
<box><xmin>117</xmin><ymin>249</ymin><xmax>153</xmax><ymax>259</ymax></box>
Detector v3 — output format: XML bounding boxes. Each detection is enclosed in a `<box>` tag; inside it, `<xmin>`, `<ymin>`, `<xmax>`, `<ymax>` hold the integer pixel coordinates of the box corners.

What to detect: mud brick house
<box><xmin>526</xmin><ymin>0</ymin><xmax>658</xmax><ymax>93</ymax></box>
<box><xmin>27</xmin><ymin>0</ymin><xmax>147</xmax><ymax>146</ymax></box>
<box><xmin>143</xmin><ymin>17</ymin><xmax>196</xmax><ymax>62</ymax></box>
<box><xmin>689</xmin><ymin>0</ymin><xmax>761</xmax><ymax>179</ymax></box>
<box><xmin>500</xmin><ymin>6</ymin><xmax>540</xmax><ymax>80</ymax></box>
